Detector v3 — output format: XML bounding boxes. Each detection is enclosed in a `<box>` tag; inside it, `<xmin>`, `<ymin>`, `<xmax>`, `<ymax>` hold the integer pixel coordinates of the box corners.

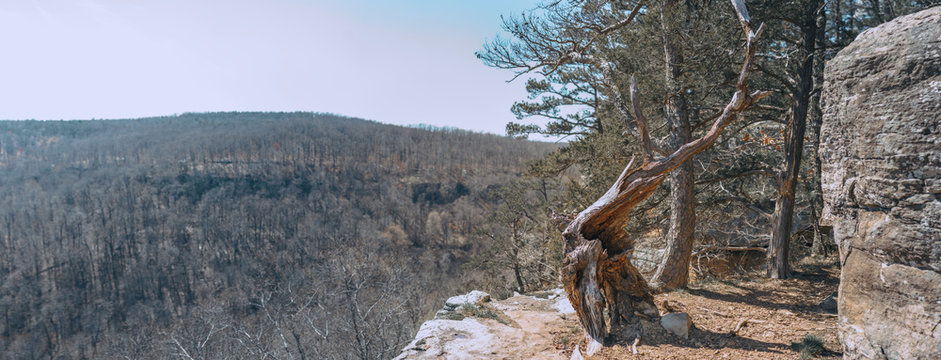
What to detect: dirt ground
<box><xmin>555</xmin><ymin>257</ymin><xmax>843</xmax><ymax>360</ymax></box>
<box><xmin>399</xmin><ymin>257</ymin><xmax>842</xmax><ymax>359</ymax></box>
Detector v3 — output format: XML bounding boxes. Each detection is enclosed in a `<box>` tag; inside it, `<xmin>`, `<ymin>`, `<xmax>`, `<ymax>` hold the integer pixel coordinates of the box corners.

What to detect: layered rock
<box><xmin>820</xmin><ymin>7</ymin><xmax>941</xmax><ymax>359</ymax></box>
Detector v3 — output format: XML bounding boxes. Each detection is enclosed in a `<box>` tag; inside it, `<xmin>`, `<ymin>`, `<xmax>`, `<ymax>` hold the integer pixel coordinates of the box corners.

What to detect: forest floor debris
<box><xmin>590</xmin><ymin>257</ymin><xmax>843</xmax><ymax>359</ymax></box>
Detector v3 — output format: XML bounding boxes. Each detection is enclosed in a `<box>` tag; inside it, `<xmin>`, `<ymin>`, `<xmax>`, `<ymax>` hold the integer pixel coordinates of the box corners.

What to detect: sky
<box><xmin>0</xmin><ymin>0</ymin><xmax>540</xmax><ymax>134</ymax></box>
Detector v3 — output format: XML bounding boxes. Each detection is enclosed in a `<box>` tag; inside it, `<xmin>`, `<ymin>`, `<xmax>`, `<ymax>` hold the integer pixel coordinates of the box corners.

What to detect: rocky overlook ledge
<box><xmin>394</xmin><ymin>289</ymin><xmax>578</xmax><ymax>359</ymax></box>
<box><xmin>395</xmin><ymin>266</ymin><xmax>845</xmax><ymax>360</ymax></box>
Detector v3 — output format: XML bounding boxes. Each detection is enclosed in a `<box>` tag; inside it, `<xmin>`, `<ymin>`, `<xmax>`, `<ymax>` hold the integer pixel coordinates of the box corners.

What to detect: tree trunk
<box><xmin>809</xmin><ymin>4</ymin><xmax>829</xmax><ymax>258</ymax></box>
<box><xmin>513</xmin><ymin>258</ymin><xmax>526</xmax><ymax>293</ymax></box>
<box><xmin>768</xmin><ymin>192</ymin><xmax>795</xmax><ymax>278</ymax></box>
<box><xmin>649</xmin><ymin>0</ymin><xmax>697</xmax><ymax>292</ymax></box>
<box><xmin>767</xmin><ymin>0</ymin><xmax>819</xmax><ymax>279</ymax></box>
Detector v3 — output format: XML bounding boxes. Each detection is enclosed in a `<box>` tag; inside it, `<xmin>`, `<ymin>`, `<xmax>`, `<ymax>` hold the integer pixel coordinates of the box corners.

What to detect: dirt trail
<box><xmin>593</xmin><ymin>259</ymin><xmax>843</xmax><ymax>359</ymax></box>
<box><xmin>398</xmin><ymin>259</ymin><xmax>842</xmax><ymax>360</ymax></box>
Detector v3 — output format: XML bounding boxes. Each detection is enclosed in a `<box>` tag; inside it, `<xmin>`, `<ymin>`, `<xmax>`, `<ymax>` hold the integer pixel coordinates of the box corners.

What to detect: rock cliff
<box><xmin>820</xmin><ymin>7</ymin><xmax>941</xmax><ymax>359</ymax></box>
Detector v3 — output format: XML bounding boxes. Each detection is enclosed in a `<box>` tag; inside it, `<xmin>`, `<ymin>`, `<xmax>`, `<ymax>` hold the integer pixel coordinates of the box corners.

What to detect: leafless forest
<box><xmin>0</xmin><ymin>113</ymin><xmax>557</xmax><ymax>359</ymax></box>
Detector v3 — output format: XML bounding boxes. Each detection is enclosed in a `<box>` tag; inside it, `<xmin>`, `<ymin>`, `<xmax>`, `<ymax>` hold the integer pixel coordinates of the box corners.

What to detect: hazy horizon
<box><xmin>0</xmin><ymin>0</ymin><xmax>540</xmax><ymax>135</ymax></box>
<box><xmin>0</xmin><ymin>110</ymin><xmax>563</xmax><ymax>141</ymax></box>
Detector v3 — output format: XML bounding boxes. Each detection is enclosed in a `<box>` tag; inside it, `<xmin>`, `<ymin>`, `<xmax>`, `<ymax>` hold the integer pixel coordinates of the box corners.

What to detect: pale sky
<box><xmin>0</xmin><ymin>0</ymin><xmax>539</xmax><ymax>134</ymax></box>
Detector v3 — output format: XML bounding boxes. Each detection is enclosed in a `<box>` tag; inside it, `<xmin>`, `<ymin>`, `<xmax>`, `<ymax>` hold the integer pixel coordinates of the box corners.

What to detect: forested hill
<box><xmin>0</xmin><ymin>112</ymin><xmax>557</xmax><ymax>359</ymax></box>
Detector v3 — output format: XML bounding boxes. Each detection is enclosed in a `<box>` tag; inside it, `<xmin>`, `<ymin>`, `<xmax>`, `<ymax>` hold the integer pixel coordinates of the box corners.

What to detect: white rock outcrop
<box><xmin>443</xmin><ymin>290</ymin><xmax>491</xmax><ymax>311</ymax></box>
<box><xmin>396</xmin><ymin>289</ymin><xmax>577</xmax><ymax>360</ymax></box>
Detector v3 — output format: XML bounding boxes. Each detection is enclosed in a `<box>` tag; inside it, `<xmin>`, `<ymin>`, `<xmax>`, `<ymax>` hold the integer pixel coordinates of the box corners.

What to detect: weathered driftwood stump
<box><xmin>561</xmin><ymin>0</ymin><xmax>767</xmax><ymax>343</ymax></box>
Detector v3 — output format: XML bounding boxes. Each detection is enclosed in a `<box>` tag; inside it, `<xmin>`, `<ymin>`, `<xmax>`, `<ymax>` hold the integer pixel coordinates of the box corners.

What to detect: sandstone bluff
<box><xmin>821</xmin><ymin>6</ymin><xmax>941</xmax><ymax>359</ymax></box>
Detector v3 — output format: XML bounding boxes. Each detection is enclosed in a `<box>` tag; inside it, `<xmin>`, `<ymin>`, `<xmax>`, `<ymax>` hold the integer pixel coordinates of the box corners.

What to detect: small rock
<box><xmin>585</xmin><ymin>338</ymin><xmax>603</xmax><ymax>356</ymax></box>
<box><xmin>660</xmin><ymin>312</ymin><xmax>692</xmax><ymax>339</ymax></box>
<box><xmin>443</xmin><ymin>290</ymin><xmax>490</xmax><ymax>311</ymax></box>
<box><xmin>818</xmin><ymin>291</ymin><xmax>838</xmax><ymax>313</ymax></box>
<box><xmin>553</xmin><ymin>296</ymin><xmax>576</xmax><ymax>314</ymax></box>
<box><xmin>570</xmin><ymin>346</ymin><xmax>584</xmax><ymax>360</ymax></box>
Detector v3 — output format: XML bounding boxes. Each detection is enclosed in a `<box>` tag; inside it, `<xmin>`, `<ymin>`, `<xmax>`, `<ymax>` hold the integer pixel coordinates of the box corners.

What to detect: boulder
<box><xmin>660</xmin><ymin>312</ymin><xmax>692</xmax><ymax>339</ymax></box>
<box><xmin>443</xmin><ymin>290</ymin><xmax>491</xmax><ymax>311</ymax></box>
<box><xmin>820</xmin><ymin>7</ymin><xmax>941</xmax><ymax>359</ymax></box>
<box><xmin>435</xmin><ymin>290</ymin><xmax>492</xmax><ymax>320</ymax></box>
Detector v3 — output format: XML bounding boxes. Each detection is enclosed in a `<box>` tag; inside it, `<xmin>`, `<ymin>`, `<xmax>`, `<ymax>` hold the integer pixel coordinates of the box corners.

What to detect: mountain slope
<box><xmin>0</xmin><ymin>112</ymin><xmax>556</xmax><ymax>359</ymax></box>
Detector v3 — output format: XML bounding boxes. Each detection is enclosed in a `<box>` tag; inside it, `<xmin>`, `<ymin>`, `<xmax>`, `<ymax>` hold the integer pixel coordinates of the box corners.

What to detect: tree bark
<box><xmin>809</xmin><ymin>4</ymin><xmax>829</xmax><ymax>258</ymax></box>
<box><xmin>767</xmin><ymin>0</ymin><xmax>820</xmax><ymax>279</ymax></box>
<box><xmin>649</xmin><ymin>0</ymin><xmax>696</xmax><ymax>292</ymax></box>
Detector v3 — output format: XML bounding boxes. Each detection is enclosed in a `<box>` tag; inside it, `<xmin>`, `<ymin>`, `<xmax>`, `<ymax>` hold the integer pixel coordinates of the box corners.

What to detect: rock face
<box><xmin>820</xmin><ymin>7</ymin><xmax>941</xmax><ymax>360</ymax></box>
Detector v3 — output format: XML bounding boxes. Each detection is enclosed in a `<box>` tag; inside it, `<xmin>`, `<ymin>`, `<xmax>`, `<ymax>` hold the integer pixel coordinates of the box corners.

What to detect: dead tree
<box><xmin>479</xmin><ymin>0</ymin><xmax>768</xmax><ymax>343</ymax></box>
<box><xmin>560</xmin><ymin>1</ymin><xmax>768</xmax><ymax>342</ymax></box>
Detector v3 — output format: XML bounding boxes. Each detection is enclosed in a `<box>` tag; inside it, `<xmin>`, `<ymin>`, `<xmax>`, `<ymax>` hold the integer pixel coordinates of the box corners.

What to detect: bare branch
<box><xmin>697</xmin><ymin>169</ymin><xmax>776</xmax><ymax>184</ymax></box>
<box><xmin>693</xmin><ymin>246</ymin><xmax>767</xmax><ymax>257</ymax></box>
<box><xmin>755</xmin><ymin>63</ymin><xmax>797</xmax><ymax>94</ymax></box>
<box><xmin>171</xmin><ymin>337</ymin><xmax>195</xmax><ymax>360</ymax></box>
<box><xmin>713</xmin><ymin>196</ymin><xmax>773</xmax><ymax>219</ymax></box>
